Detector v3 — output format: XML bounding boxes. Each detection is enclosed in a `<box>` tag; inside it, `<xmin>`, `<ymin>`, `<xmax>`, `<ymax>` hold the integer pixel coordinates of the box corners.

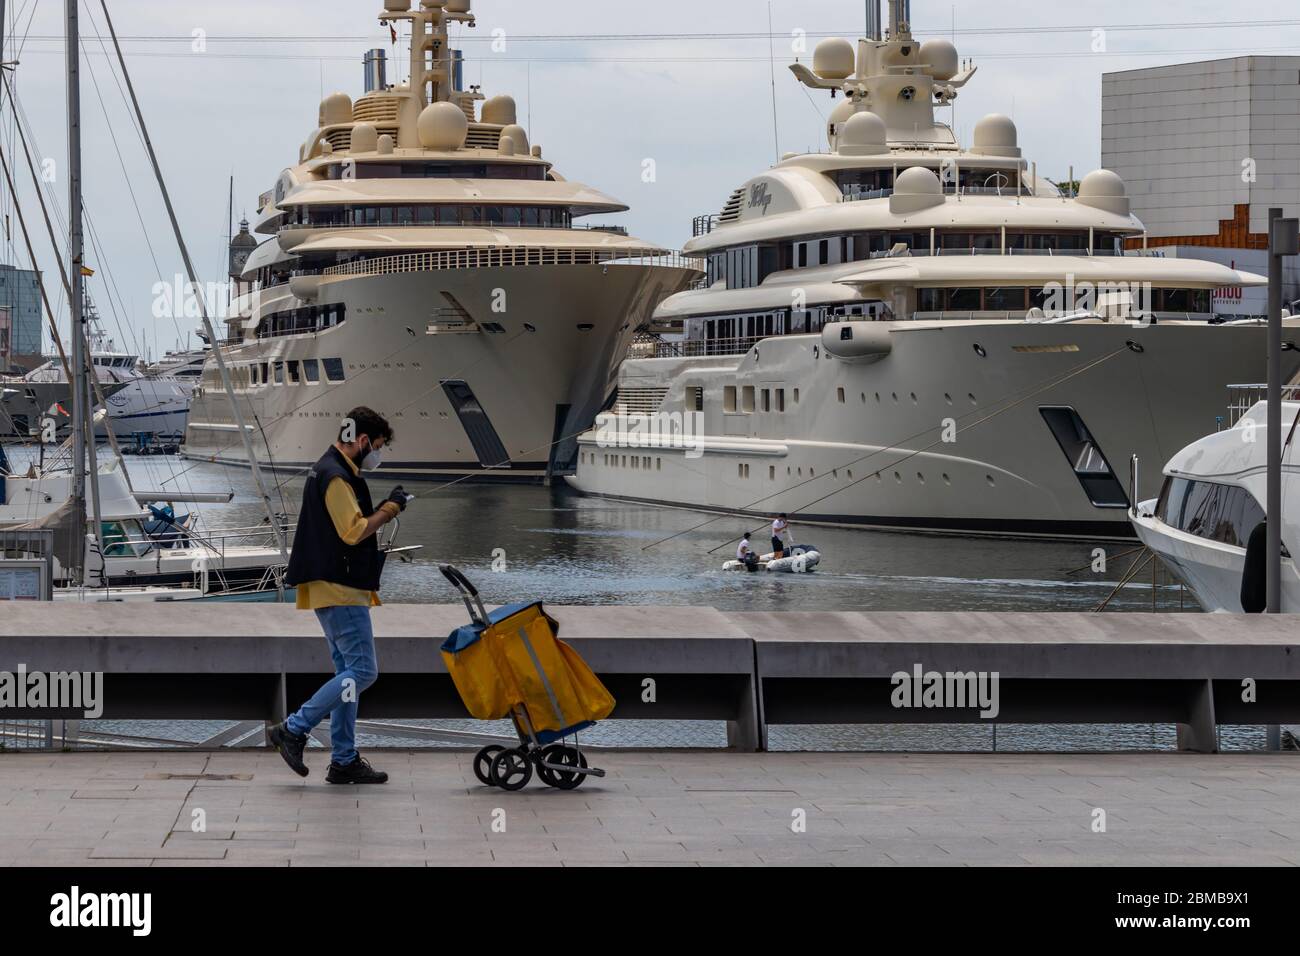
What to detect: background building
<box><xmin>1102</xmin><ymin>56</ymin><xmax>1300</xmax><ymax>317</ymax></box>
<box><xmin>0</xmin><ymin>264</ymin><xmax>43</xmax><ymax>368</ymax></box>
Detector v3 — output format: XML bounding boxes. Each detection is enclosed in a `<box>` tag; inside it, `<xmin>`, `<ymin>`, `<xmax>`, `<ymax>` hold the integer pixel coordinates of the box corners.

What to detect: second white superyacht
<box><xmin>568</xmin><ymin>1</ymin><xmax>1300</xmax><ymax>539</ymax></box>
<box><xmin>183</xmin><ymin>0</ymin><xmax>699</xmax><ymax>481</ymax></box>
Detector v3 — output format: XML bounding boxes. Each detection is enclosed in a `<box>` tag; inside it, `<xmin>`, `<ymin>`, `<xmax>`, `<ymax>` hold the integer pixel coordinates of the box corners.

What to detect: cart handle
<box><xmin>440</xmin><ymin>564</ymin><xmax>488</xmax><ymax>625</ymax></box>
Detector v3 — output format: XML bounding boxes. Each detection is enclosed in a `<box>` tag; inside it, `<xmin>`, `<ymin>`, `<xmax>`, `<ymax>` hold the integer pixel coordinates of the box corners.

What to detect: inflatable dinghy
<box><xmin>723</xmin><ymin>543</ymin><xmax>821</xmax><ymax>574</ymax></box>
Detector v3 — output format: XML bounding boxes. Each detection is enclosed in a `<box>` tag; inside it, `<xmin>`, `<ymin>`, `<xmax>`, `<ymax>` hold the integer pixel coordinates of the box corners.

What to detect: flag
<box><xmin>80</xmin><ymin>265</ymin><xmax>95</xmax><ymax>277</ymax></box>
<box><xmin>390</xmin><ymin>24</ymin><xmax>397</xmax><ymax>44</ymax></box>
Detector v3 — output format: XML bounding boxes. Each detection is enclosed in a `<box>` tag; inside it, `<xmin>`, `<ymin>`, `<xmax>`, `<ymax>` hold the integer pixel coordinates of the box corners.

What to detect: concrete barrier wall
<box><xmin>3</xmin><ymin>605</ymin><xmax>1300</xmax><ymax>752</ymax></box>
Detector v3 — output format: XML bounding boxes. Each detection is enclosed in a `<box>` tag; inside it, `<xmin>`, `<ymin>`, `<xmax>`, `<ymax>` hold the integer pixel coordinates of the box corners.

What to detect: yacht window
<box><xmin>272</xmin><ymin>362</ymin><xmax>284</xmax><ymax>385</ymax></box>
<box><xmin>798</xmin><ymin>245</ymin><xmax>808</xmax><ymax>268</ymax></box>
<box><xmin>503</xmin><ymin>207</ymin><xmax>522</xmax><ymax>227</ymax></box>
<box><xmin>323</xmin><ymin>358</ymin><xmax>345</xmax><ymax>382</ymax></box>
<box><xmin>819</xmin><ymin>240</ymin><xmax>829</xmax><ymax>265</ymax></box>
<box><xmin>416</xmin><ymin>206</ymin><xmax>437</xmax><ymax>225</ymax></box>
<box><xmin>523</xmin><ymin>207</ymin><xmax>540</xmax><ymax>227</ymax></box>
<box><xmin>984</xmin><ymin>288</ymin><xmax>1027</xmax><ymax>311</ymax></box>
<box><xmin>761</xmin><ymin>389</ymin><xmax>771</xmax><ymax>412</ymax></box>
<box><xmin>918</xmin><ymin>289</ymin><xmax>944</xmax><ymax>312</ymax></box>
<box><xmin>686</xmin><ymin>386</ymin><xmax>704</xmax><ymax>412</ymax></box>
<box><xmin>724</xmin><ymin>386</ymin><xmax>737</xmax><ymax>413</ymax></box>
<box><xmin>304</xmin><ymin>359</ymin><xmax>321</xmax><ymax>383</ymax></box>
<box><xmin>438</xmin><ymin>205</ymin><xmax>459</xmax><ymax>225</ymax></box>
<box><xmin>947</xmin><ymin>288</ymin><xmax>982</xmax><ymax>310</ymax></box>
<box><xmin>1156</xmin><ymin>476</ymin><xmax>1263</xmax><ymax>549</ymax></box>
<box><xmin>776</xmin><ymin>389</ymin><xmax>786</xmax><ymax>412</ymax></box>
<box><xmin>741</xmin><ymin>386</ymin><xmax>755</xmax><ymax>413</ymax></box>
<box><xmin>260</xmin><ymin>362</ymin><xmax>269</xmax><ymax>385</ymax></box>
<box><xmin>287</xmin><ymin>361</ymin><xmax>301</xmax><ymax>385</ymax></box>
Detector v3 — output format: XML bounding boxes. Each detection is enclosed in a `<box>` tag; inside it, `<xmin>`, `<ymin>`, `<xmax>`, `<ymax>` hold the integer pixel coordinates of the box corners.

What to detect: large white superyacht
<box><xmin>567</xmin><ymin>1</ymin><xmax>1300</xmax><ymax>539</ymax></box>
<box><xmin>183</xmin><ymin>0</ymin><xmax>699</xmax><ymax>481</ymax></box>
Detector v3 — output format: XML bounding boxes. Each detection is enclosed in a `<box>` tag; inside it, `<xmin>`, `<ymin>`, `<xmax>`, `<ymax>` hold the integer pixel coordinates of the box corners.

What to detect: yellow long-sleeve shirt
<box><xmin>295</xmin><ymin>452</ymin><xmax>400</xmax><ymax>610</ymax></box>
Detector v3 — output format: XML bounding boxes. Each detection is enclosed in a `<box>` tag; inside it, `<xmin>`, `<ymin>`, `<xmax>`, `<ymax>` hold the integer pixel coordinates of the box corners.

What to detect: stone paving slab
<box><xmin>0</xmin><ymin>750</ymin><xmax>1298</xmax><ymax>866</ymax></box>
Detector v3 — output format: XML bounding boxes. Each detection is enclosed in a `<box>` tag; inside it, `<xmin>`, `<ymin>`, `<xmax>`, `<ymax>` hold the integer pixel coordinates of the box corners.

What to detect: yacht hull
<box><xmin>568</xmin><ymin>322</ymin><xmax>1300</xmax><ymax>540</ymax></box>
<box><xmin>182</xmin><ymin>263</ymin><xmax>695</xmax><ymax>482</ymax></box>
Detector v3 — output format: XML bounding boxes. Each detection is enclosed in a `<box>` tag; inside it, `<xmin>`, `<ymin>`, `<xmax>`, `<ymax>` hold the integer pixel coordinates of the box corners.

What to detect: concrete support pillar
<box><xmin>1176</xmin><ymin>679</ymin><xmax>1218</xmax><ymax>753</ymax></box>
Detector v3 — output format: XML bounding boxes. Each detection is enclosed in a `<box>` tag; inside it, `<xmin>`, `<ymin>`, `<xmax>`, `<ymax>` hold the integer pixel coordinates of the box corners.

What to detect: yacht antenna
<box><xmin>98</xmin><ymin>0</ymin><xmax>290</xmax><ymax>580</ymax></box>
<box><xmin>767</xmin><ymin>2</ymin><xmax>779</xmax><ymax>162</ymax></box>
<box><xmin>64</xmin><ymin>0</ymin><xmax>88</xmax><ymax>586</ymax></box>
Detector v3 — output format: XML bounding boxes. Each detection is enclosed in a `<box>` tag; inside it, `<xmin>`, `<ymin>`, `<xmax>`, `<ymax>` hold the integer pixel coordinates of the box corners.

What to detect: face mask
<box><xmin>361</xmin><ymin>445</ymin><xmax>384</xmax><ymax>471</ymax></box>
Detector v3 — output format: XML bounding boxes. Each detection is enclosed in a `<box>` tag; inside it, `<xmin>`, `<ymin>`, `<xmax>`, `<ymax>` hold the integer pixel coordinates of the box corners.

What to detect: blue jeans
<box><xmin>286</xmin><ymin>606</ymin><xmax>378</xmax><ymax>766</ymax></box>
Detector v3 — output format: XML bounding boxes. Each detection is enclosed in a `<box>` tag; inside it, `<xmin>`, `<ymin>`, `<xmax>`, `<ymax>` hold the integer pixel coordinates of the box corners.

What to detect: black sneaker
<box><xmin>326</xmin><ymin>755</ymin><xmax>388</xmax><ymax>785</ymax></box>
<box><xmin>268</xmin><ymin>722</ymin><xmax>309</xmax><ymax>777</ymax></box>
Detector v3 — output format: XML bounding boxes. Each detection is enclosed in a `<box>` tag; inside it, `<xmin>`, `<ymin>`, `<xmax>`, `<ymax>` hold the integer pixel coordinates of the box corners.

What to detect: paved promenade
<box><xmin>1</xmin><ymin>750</ymin><xmax>1298</xmax><ymax>866</ymax></box>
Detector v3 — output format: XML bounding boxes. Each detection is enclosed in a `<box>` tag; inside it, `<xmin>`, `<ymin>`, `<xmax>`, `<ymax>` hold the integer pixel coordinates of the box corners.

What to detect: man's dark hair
<box><xmin>341</xmin><ymin>407</ymin><xmax>394</xmax><ymax>445</ymax></box>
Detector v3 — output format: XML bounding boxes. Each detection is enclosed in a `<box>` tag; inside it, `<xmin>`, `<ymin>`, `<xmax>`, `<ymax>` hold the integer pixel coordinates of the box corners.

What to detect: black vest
<box><xmin>286</xmin><ymin>446</ymin><xmax>386</xmax><ymax>592</ymax></box>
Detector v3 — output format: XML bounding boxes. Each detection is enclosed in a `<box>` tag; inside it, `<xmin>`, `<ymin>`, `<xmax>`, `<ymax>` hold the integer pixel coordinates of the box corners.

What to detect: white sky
<box><xmin>5</xmin><ymin>0</ymin><xmax>1300</xmax><ymax>358</ymax></box>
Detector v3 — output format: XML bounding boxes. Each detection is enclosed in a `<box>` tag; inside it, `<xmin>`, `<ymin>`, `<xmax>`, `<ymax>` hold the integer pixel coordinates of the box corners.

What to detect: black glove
<box><xmin>384</xmin><ymin>486</ymin><xmax>410</xmax><ymax>513</ymax></box>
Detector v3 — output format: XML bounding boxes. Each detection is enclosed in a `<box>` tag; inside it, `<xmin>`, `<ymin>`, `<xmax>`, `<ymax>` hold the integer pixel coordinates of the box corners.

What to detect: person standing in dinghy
<box><xmin>771</xmin><ymin>514</ymin><xmax>792</xmax><ymax>559</ymax></box>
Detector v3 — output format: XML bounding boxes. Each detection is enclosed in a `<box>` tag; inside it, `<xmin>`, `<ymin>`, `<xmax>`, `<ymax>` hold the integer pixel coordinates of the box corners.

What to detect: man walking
<box><xmin>268</xmin><ymin>407</ymin><xmax>409</xmax><ymax>784</ymax></box>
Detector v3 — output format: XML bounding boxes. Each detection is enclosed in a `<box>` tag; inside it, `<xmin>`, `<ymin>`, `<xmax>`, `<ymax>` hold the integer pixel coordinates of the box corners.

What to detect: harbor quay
<box><xmin>2</xmin><ymin>749</ymin><xmax>1299</xmax><ymax>867</ymax></box>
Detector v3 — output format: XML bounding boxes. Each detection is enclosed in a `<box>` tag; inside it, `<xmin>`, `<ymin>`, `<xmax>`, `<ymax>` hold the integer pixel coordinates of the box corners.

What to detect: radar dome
<box><xmin>895</xmin><ymin>166</ymin><xmax>942</xmax><ymax>195</ymax></box>
<box><xmin>446</xmin><ymin>0</ymin><xmax>472</xmax><ymax>12</ymax></box>
<box><xmin>498</xmin><ymin>135</ymin><xmax>516</xmax><ymax>157</ymax></box>
<box><xmin>813</xmin><ymin>38</ymin><xmax>856</xmax><ymax>80</ymax></box>
<box><xmin>319</xmin><ymin>92</ymin><xmax>353</xmax><ymax>127</ymax></box>
<box><xmin>1075</xmin><ymin>169</ymin><xmax>1131</xmax><ymax>215</ymax></box>
<box><xmin>827</xmin><ymin>98</ymin><xmax>859</xmax><ymax>147</ymax></box>
<box><xmin>350</xmin><ymin>122</ymin><xmax>378</xmax><ymax>153</ymax></box>
<box><xmin>500</xmin><ymin>124</ymin><xmax>530</xmax><ymax>154</ymax></box>
<box><xmin>417</xmin><ymin>101</ymin><xmax>469</xmax><ymax>150</ymax></box>
<box><xmin>837</xmin><ymin>111</ymin><xmax>887</xmax><ymax>156</ymax></box>
<box><xmin>377</xmin><ymin>134</ymin><xmax>395</xmax><ymax>155</ymax></box>
<box><xmin>889</xmin><ymin>166</ymin><xmax>946</xmax><ymax>215</ymax></box>
<box><xmin>383</xmin><ymin>0</ymin><xmax>412</xmax><ymax>11</ymax></box>
<box><xmin>971</xmin><ymin>113</ymin><xmax>1020</xmax><ymax>157</ymax></box>
<box><xmin>920</xmin><ymin>39</ymin><xmax>959</xmax><ymax>82</ymax></box>
<box><xmin>481</xmin><ymin>95</ymin><xmax>517</xmax><ymax>126</ymax></box>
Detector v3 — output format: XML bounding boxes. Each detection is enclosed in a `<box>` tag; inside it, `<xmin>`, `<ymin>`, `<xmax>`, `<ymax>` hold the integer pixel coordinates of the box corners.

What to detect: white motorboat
<box><xmin>1131</xmin><ymin>388</ymin><xmax>1300</xmax><ymax>612</ymax></box>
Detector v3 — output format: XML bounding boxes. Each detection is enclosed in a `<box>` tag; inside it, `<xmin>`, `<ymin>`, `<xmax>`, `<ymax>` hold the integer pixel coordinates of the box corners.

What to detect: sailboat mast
<box><xmin>64</xmin><ymin>0</ymin><xmax>87</xmax><ymax>586</ymax></box>
<box><xmin>97</xmin><ymin>0</ymin><xmax>289</xmax><ymax>575</ymax></box>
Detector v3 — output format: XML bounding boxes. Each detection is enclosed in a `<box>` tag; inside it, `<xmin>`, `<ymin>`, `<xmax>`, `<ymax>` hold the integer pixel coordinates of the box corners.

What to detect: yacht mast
<box><xmin>64</xmin><ymin>0</ymin><xmax>88</xmax><ymax>586</ymax></box>
<box><xmin>98</xmin><ymin>0</ymin><xmax>290</xmax><ymax>575</ymax></box>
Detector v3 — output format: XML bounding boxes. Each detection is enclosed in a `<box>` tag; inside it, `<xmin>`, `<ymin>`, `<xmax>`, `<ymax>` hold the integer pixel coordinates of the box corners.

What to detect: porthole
<box><xmin>894</xmin><ymin>471</ymin><xmax>902</xmax><ymax>483</ymax></box>
<box><xmin>973</xmin><ymin>344</ymin><xmax>987</xmax><ymax>358</ymax></box>
<box><xmin>942</xmin><ymin>473</ymin><xmax>951</xmax><ymax>485</ymax></box>
<box><xmin>944</xmin><ymin>393</ymin><xmax>953</xmax><ymax>405</ymax></box>
<box><xmin>891</xmin><ymin>392</ymin><xmax>898</xmax><ymax>402</ymax></box>
<box><xmin>917</xmin><ymin>472</ymin><xmax>925</xmax><ymax>484</ymax></box>
<box><xmin>986</xmin><ymin>474</ymin><xmax>996</xmax><ymax>487</ymax></box>
<box><xmin>968</xmin><ymin>393</ymin><xmax>977</xmax><ymax>405</ymax></box>
<box><xmin>910</xmin><ymin>392</ymin><xmax>917</xmax><ymax>404</ymax></box>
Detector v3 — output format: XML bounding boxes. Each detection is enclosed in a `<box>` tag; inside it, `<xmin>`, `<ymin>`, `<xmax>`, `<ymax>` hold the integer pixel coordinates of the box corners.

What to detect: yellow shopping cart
<box><xmin>440</xmin><ymin>565</ymin><xmax>614</xmax><ymax>791</ymax></box>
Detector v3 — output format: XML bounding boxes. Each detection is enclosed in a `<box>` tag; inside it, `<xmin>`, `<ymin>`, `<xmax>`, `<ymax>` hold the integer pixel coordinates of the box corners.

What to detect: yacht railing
<box><xmin>321</xmin><ymin>247</ymin><xmax>704</xmax><ymax>278</ymax></box>
<box><xmin>841</xmin><ymin>185</ymin><xmax>1033</xmax><ymax>202</ymax></box>
<box><xmin>693</xmin><ymin>214</ymin><xmax>719</xmax><ymax>237</ymax></box>
<box><xmin>1226</xmin><ymin>384</ymin><xmax>1300</xmax><ymax>426</ymax></box>
<box><xmin>640</xmin><ymin>336</ymin><xmax>767</xmax><ymax>359</ymax></box>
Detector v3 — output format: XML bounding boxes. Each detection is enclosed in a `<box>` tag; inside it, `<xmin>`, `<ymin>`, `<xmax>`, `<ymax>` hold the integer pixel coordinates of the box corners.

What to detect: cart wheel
<box><xmin>489</xmin><ymin>748</ymin><xmax>533</xmax><ymax>791</ymax></box>
<box><xmin>539</xmin><ymin>744</ymin><xmax>588</xmax><ymax>791</ymax></box>
<box><xmin>473</xmin><ymin>746</ymin><xmax>504</xmax><ymax>786</ymax></box>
